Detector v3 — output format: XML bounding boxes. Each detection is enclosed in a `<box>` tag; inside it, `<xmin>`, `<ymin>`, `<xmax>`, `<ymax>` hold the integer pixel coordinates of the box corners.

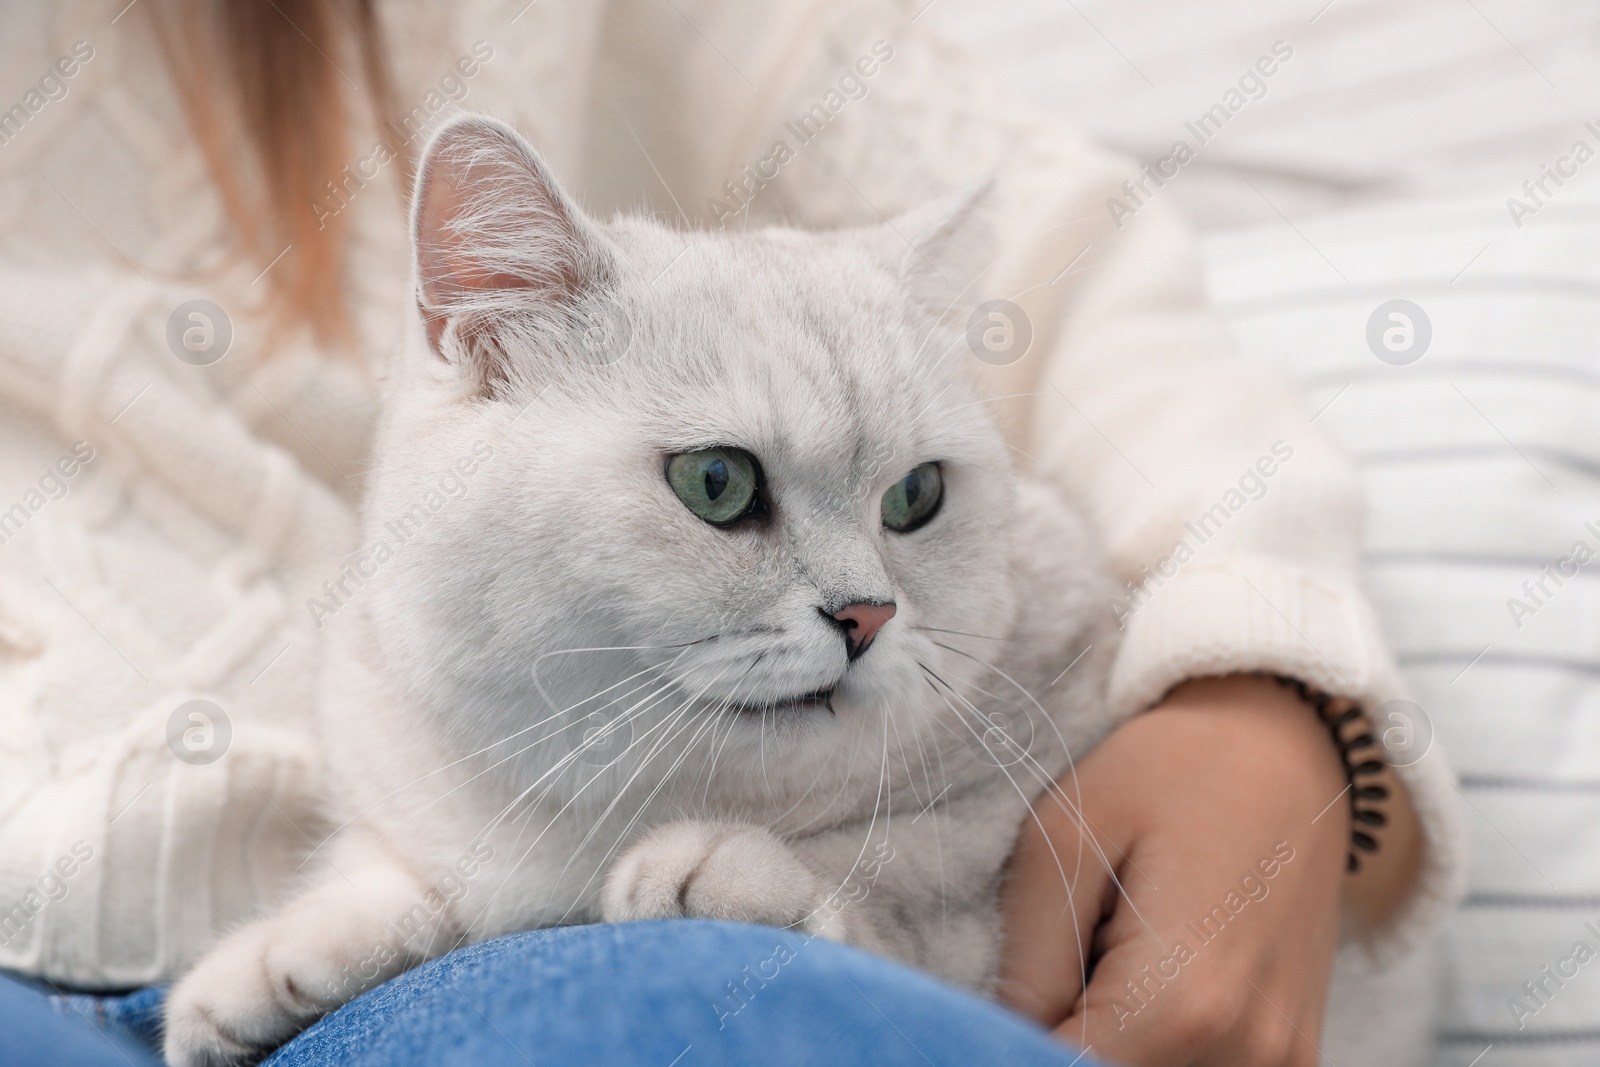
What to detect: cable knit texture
<box><xmin>0</xmin><ymin>0</ymin><xmax>1458</xmax><ymax>992</ymax></box>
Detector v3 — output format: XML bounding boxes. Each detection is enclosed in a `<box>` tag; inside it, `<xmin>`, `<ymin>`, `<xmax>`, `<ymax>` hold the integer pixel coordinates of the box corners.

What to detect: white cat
<box><xmin>163</xmin><ymin>115</ymin><xmax>1122</xmax><ymax>1067</ymax></box>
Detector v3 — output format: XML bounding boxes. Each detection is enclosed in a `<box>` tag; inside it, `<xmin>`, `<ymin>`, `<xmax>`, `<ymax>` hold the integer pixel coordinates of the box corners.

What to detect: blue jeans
<box><xmin>3</xmin><ymin>920</ymin><xmax>1096</xmax><ymax>1066</ymax></box>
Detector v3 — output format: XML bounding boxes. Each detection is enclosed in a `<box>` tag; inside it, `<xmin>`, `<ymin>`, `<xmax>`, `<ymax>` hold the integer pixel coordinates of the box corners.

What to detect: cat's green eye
<box><xmin>881</xmin><ymin>462</ymin><xmax>943</xmax><ymax>533</ymax></box>
<box><xmin>666</xmin><ymin>447</ymin><xmax>760</xmax><ymax>525</ymax></box>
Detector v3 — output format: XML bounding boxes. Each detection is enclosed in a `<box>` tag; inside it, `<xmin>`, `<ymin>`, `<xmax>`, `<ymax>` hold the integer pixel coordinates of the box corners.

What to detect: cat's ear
<box><xmin>410</xmin><ymin>115</ymin><xmax>614</xmax><ymax>391</ymax></box>
<box><xmin>887</xmin><ymin>182</ymin><xmax>995</xmax><ymax>326</ymax></box>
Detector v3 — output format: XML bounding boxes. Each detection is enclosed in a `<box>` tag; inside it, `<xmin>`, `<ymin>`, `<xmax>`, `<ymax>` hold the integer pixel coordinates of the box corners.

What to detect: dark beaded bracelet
<box><xmin>1272</xmin><ymin>676</ymin><xmax>1390</xmax><ymax>873</ymax></box>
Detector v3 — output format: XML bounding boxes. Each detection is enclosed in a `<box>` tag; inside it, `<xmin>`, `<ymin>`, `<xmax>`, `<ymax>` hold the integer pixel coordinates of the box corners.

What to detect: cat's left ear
<box><xmin>410</xmin><ymin>115</ymin><xmax>615</xmax><ymax>391</ymax></box>
<box><xmin>886</xmin><ymin>182</ymin><xmax>995</xmax><ymax>326</ymax></box>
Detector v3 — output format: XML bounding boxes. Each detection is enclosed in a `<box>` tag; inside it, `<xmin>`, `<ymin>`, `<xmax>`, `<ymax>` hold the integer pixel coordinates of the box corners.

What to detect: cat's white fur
<box><xmin>163</xmin><ymin>116</ymin><xmax>1122</xmax><ymax>1067</ymax></box>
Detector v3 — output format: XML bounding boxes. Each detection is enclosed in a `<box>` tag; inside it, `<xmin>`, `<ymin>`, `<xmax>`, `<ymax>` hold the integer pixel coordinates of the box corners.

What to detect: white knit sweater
<box><xmin>0</xmin><ymin>0</ymin><xmax>1459</xmax><ymax>992</ymax></box>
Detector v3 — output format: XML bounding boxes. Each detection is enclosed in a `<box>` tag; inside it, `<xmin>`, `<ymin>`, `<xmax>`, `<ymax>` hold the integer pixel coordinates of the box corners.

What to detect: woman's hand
<box><xmin>998</xmin><ymin>675</ymin><xmax>1418</xmax><ymax>1066</ymax></box>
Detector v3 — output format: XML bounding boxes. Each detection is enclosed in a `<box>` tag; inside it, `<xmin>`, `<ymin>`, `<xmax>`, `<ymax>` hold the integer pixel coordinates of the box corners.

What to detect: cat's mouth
<box><xmin>729</xmin><ymin>687</ymin><xmax>835</xmax><ymax>716</ymax></box>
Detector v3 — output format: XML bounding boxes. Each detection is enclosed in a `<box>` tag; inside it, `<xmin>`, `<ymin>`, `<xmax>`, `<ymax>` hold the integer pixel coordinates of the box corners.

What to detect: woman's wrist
<box><xmin>1271</xmin><ymin>676</ymin><xmax>1392</xmax><ymax>872</ymax></box>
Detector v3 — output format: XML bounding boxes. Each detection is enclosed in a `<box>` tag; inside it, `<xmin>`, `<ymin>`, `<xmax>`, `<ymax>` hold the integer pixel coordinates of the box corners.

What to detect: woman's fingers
<box><xmin>1055</xmin><ymin>869</ymin><xmax>1309</xmax><ymax>1067</ymax></box>
<box><xmin>997</xmin><ymin>779</ymin><xmax>1130</xmax><ymax>1033</ymax></box>
<box><xmin>1038</xmin><ymin>677</ymin><xmax>1351</xmax><ymax>1067</ymax></box>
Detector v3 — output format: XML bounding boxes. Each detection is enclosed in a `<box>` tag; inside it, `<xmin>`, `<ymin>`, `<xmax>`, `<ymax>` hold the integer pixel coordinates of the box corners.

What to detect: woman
<box><xmin>0</xmin><ymin>1</ymin><xmax>1457</xmax><ymax>1064</ymax></box>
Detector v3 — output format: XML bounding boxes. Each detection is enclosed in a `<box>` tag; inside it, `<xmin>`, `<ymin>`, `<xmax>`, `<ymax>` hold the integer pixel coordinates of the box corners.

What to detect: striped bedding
<box><xmin>929</xmin><ymin>0</ymin><xmax>1600</xmax><ymax>231</ymax></box>
<box><xmin>928</xmin><ymin>0</ymin><xmax>1600</xmax><ymax>1061</ymax></box>
<box><xmin>1204</xmin><ymin>193</ymin><xmax>1600</xmax><ymax>1066</ymax></box>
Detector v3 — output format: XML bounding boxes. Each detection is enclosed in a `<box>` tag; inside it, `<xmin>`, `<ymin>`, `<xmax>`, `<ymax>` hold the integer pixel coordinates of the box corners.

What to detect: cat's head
<box><xmin>364</xmin><ymin>115</ymin><xmax>1020</xmax><ymax>795</ymax></box>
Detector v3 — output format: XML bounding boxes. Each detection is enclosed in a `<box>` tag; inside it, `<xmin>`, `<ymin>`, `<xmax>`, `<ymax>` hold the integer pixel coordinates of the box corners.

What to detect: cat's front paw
<box><xmin>164</xmin><ymin>923</ymin><xmax>307</xmax><ymax>1066</ymax></box>
<box><xmin>603</xmin><ymin>822</ymin><xmax>837</xmax><ymax>935</ymax></box>
<box><xmin>163</xmin><ymin>909</ymin><xmax>370</xmax><ymax>1067</ymax></box>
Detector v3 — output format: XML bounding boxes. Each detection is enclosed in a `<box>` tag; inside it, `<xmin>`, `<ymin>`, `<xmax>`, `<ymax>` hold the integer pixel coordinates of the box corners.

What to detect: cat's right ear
<box><xmin>888</xmin><ymin>182</ymin><xmax>995</xmax><ymax>328</ymax></box>
<box><xmin>410</xmin><ymin>115</ymin><xmax>613</xmax><ymax>391</ymax></box>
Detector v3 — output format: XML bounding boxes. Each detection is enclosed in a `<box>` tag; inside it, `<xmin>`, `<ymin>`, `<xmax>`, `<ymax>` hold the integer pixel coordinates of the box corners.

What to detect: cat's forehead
<box><xmin>617</xmin><ymin>235</ymin><xmax>959</xmax><ymax>467</ymax></box>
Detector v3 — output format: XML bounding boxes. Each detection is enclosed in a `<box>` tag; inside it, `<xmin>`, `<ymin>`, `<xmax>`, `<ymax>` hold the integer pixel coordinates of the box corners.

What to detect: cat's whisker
<box><xmin>925</xmin><ymin>638</ymin><xmax>1137</xmax><ymax>894</ymax></box>
<box><xmin>529</xmin><ymin>636</ymin><xmax>720</xmax><ymax>666</ymax></box>
<box><xmin>763</xmin><ymin>711</ymin><xmax>863</xmax><ymax>835</ymax></box>
<box><xmin>401</xmin><ymin>667</ymin><xmax>685</xmax><ymax>833</ymax></box>
<box><xmin>929</xmin><ymin>640</ymin><xmax>1085</xmax><ymax>790</ymax></box>
<box><xmin>609</xmin><ymin>103</ymin><xmax>694</xmax><ymax>232</ymax></box>
<box><xmin>293</xmin><ymin>657</ymin><xmax>682</xmax><ymax>871</ymax></box>
<box><xmin>905</xmin><ymin>326</ymin><xmax>971</xmax><ymax>411</ymax></box>
<box><xmin>797</xmin><ymin>708</ymin><xmax>893</xmax><ymax>933</ymax></box>
<box><xmin>904</xmin><ymin>368</ymin><xmax>958</xmax><ymax>418</ymax></box>
<box><xmin>507</xmin><ymin>687</ymin><xmax>709</xmax><ymax>863</ymax></box>
<box><xmin>551</xmin><ymin>692</ymin><xmax>745</xmax><ymax>924</ymax></box>
<box><xmin>529</xmin><ymin>638</ymin><xmax>715</xmax><ymax>713</ymax></box>
<box><xmin>470</xmin><ymin>683</ymin><xmax>720</xmax><ymax>932</ymax></box>
<box><xmin>508</xmin><ymin>656</ymin><xmax>751</xmax><ymax>919</ymax></box>
<box><xmin>544</xmin><ymin>643</ymin><xmax>768</xmax><ymax>883</ymax></box>
<box><xmin>540</xmin><ymin>672</ymin><xmax>753</xmax><ymax>926</ymax></box>
<box><xmin>536</xmin><ymin>706</ymin><xmax>717</xmax><ymax>924</ymax></box>
<box><xmin>697</xmin><ymin>699</ymin><xmax>743</xmax><ymax>812</ymax></box>
<box><xmin>458</xmin><ymin>669</ymin><xmax>697</xmax><ymax>856</ymax></box>
<box><xmin>697</xmin><ymin>653</ymin><xmax>766</xmax><ymax>811</ymax></box>
<box><xmin>759</xmin><ymin>702</ymin><xmax>774</xmax><ymax>800</ymax></box>
<box><xmin>580</xmin><ymin>685</ymin><xmax>739</xmax><ymax>857</ymax></box>
<box><xmin>912</xmin><ymin>624</ymin><xmax>1010</xmax><ymax>642</ymax></box>
<box><xmin>921</xmin><ymin>662</ymin><xmax>1164</xmax><ymax>955</ymax></box>
<box><xmin>918</xmin><ymin>664</ymin><xmax>1101</xmax><ymax>991</ymax></box>
<box><xmin>884</xmin><ymin>701</ymin><xmax>953</xmax><ymax>930</ymax></box>
<box><xmin>909</xmin><ymin>260</ymin><xmax>991</xmax><ymax>366</ymax></box>
<box><xmin>399</xmin><ymin>651</ymin><xmax>693</xmax><ymax>800</ymax></box>
<box><xmin>932</xmin><ymin>431</ymin><xmax>1040</xmax><ymax>464</ymax></box>
<box><xmin>919</xmin><ymin>666</ymin><xmax>1090</xmax><ymax>851</ymax></box>
<box><xmin>919</xmin><ymin>656</ymin><xmax>1101</xmax><ymax>846</ymax></box>
<box><xmin>942</xmin><ymin>391</ymin><xmax>1044</xmax><ymax>414</ymax></box>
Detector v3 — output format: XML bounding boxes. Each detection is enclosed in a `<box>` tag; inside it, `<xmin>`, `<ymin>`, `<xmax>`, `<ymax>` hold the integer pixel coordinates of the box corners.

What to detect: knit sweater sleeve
<box><xmin>0</xmin><ymin>268</ymin><xmax>357</xmax><ymax>562</ymax></box>
<box><xmin>620</xmin><ymin>0</ymin><xmax>1462</xmax><ymax>962</ymax></box>
<box><xmin>0</xmin><ymin>265</ymin><xmax>358</xmax><ymax>986</ymax></box>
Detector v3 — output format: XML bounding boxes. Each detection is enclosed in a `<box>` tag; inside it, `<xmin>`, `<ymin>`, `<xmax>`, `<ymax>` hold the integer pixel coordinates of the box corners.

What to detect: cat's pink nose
<box><xmin>830</xmin><ymin>602</ymin><xmax>897</xmax><ymax>659</ymax></box>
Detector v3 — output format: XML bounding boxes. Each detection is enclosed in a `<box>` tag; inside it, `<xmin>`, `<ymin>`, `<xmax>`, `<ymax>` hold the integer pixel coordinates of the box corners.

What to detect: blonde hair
<box><xmin>149</xmin><ymin>0</ymin><xmax>401</xmax><ymax>348</ymax></box>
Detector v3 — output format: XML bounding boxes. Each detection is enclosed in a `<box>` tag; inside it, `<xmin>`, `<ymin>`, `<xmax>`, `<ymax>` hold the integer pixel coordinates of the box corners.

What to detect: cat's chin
<box><xmin>727</xmin><ymin>686</ymin><xmax>835</xmax><ymax>717</ymax></box>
